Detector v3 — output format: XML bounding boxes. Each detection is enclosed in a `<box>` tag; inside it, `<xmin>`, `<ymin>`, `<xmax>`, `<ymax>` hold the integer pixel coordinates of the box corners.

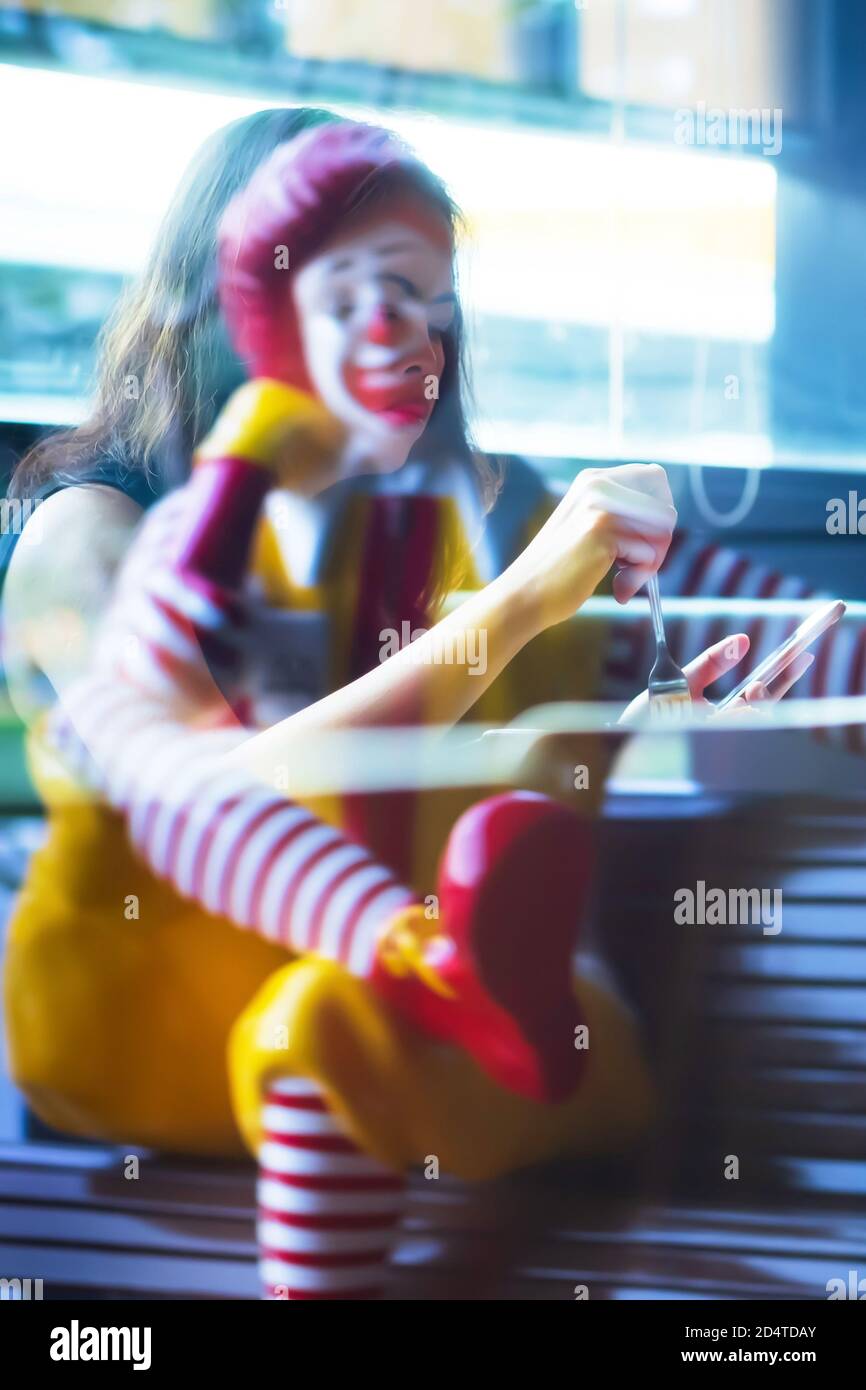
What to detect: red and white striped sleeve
<box><xmin>48</xmin><ymin>458</ymin><xmax>415</xmax><ymax>969</ymax></box>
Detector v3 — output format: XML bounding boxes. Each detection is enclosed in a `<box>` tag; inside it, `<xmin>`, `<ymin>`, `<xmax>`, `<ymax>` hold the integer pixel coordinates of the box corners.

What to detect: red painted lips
<box><xmin>347</xmin><ymin>369</ymin><xmax>434</xmax><ymax>425</ymax></box>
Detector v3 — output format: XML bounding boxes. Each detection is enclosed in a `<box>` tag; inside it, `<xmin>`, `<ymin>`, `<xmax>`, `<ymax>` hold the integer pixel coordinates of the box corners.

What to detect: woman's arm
<box><xmin>230</xmin><ymin>463</ymin><xmax>677</xmax><ymax>783</ymax></box>
<box><xmin>2</xmin><ymin>484</ymin><xmax>143</xmax><ymax>712</ymax></box>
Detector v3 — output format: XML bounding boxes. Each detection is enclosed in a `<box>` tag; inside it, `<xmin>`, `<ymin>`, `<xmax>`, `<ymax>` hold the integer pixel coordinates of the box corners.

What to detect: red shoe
<box><xmin>370</xmin><ymin>792</ymin><xmax>592</xmax><ymax>1104</ymax></box>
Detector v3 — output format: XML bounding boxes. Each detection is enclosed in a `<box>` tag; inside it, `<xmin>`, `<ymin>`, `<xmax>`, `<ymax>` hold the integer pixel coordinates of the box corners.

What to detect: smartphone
<box><xmin>716</xmin><ymin>600</ymin><xmax>846</xmax><ymax>711</ymax></box>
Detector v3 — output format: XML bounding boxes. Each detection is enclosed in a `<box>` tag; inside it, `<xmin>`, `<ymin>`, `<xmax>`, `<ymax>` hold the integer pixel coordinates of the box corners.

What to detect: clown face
<box><xmin>290</xmin><ymin>196</ymin><xmax>457</xmax><ymax>474</ymax></box>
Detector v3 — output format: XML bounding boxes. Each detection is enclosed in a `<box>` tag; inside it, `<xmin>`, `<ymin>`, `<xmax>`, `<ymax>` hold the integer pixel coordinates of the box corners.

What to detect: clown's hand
<box><xmin>195</xmin><ymin>379</ymin><xmax>361</xmax><ymax>497</ymax></box>
<box><xmin>619</xmin><ymin>633</ymin><xmax>815</xmax><ymax>725</ymax></box>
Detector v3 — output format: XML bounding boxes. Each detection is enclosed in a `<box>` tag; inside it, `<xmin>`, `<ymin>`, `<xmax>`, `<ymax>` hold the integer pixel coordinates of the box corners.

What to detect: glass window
<box><xmin>0</xmin><ymin>0</ymin><xmax>855</xmax><ymax>478</ymax></box>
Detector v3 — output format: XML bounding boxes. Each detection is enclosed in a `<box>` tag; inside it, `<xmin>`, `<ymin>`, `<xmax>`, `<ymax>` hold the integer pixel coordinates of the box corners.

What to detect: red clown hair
<box><xmin>216</xmin><ymin>120</ymin><xmax>455</xmax><ymax>383</ymax></box>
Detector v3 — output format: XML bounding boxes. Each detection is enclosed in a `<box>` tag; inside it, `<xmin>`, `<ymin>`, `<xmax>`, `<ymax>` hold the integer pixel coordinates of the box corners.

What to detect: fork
<box><xmin>646</xmin><ymin>573</ymin><xmax>691</xmax><ymax>716</ymax></box>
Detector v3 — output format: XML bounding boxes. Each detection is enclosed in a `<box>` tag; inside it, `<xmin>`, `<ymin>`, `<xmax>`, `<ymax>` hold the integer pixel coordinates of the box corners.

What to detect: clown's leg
<box><xmin>66</xmin><ymin>664</ymin><xmax>589</xmax><ymax>1102</ymax></box>
<box><xmin>257</xmin><ymin>1076</ymin><xmax>405</xmax><ymax>1301</ymax></box>
<box><xmin>233</xmin><ymin>947</ymin><xmax>652</xmax><ymax>1301</ymax></box>
<box><xmin>68</xmin><ymin>631</ymin><xmax>593</xmax><ymax>1105</ymax></box>
<box><xmin>69</xmin><ymin>654</ymin><xmax>591</xmax><ymax>1102</ymax></box>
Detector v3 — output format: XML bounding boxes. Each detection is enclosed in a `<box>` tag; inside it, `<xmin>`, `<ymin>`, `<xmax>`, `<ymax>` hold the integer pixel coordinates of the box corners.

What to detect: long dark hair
<box><xmin>10</xmin><ymin>107</ymin><xmax>496</xmax><ymax>506</ymax></box>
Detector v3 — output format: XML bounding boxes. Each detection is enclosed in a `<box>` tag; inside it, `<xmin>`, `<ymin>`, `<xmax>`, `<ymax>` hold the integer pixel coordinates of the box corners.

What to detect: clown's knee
<box><xmin>227</xmin><ymin>955</ymin><xmax>419</xmax><ymax>1165</ymax></box>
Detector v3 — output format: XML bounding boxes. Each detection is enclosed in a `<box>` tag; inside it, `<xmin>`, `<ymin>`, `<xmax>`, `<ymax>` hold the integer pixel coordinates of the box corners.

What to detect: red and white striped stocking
<box><xmin>257</xmin><ymin>1077</ymin><xmax>406</xmax><ymax>1300</ymax></box>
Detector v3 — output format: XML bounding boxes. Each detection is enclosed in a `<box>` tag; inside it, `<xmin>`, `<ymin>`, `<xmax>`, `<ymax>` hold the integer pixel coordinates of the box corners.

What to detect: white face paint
<box><xmin>291</xmin><ymin>206</ymin><xmax>455</xmax><ymax>474</ymax></box>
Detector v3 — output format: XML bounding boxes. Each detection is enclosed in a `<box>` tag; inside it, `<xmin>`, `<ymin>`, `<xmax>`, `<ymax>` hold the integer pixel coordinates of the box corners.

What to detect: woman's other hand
<box><xmin>619</xmin><ymin>633</ymin><xmax>815</xmax><ymax>724</ymax></box>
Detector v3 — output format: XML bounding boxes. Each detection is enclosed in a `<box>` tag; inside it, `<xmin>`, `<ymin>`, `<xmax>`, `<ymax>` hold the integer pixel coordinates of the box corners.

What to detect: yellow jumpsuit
<box><xmin>4</xmin><ymin>494</ymin><xmax>654</xmax><ymax>1177</ymax></box>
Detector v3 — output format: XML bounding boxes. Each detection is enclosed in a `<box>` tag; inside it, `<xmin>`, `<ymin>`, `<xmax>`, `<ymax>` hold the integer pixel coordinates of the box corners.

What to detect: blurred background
<box><xmin>0</xmin><ymin>1</ymin><xmax>865</xmax><ymax>1300</ymax></box>
<box><xmin>1</xmin><ymin>0</ymin><xmax>864</xmax><ymax>454</ymax></box>
<box><xmin>1</xmin><ymin>0</ymin><xmax>865</xmax><ymax>789</ymax></box>
<box><xmin>0</xmin><ymin>0</ymin><xmax>856</xmax><ymax>467</ymax></box>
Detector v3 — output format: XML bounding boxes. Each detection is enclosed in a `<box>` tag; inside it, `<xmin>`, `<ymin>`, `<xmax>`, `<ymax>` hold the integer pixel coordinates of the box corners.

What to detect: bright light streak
<box><xmin>0</xmin><ymin>64</ymin><xmax>775</xmax><ymax>340</ymax></box>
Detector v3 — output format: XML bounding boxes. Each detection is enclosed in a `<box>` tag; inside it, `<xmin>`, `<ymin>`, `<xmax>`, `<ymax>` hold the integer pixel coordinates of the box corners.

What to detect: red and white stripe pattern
<box><xmin>53</xmin><ymin>675</ymin><xmax>416</xmax><ymax>970</ymax></box>
<box><xmin>48</xmin><ymin>470</ymin><xmax>417</xmax><ymax>972</ymax></box>
<box><xmin>257</xmin><ymin>1077</ymin><xmax>405</xmax><ymax>1300</ymax></box>
<box><xmin>95</xmin><ymin>486</ymin><xmax>249</xmax><ymax>719</ymax></box>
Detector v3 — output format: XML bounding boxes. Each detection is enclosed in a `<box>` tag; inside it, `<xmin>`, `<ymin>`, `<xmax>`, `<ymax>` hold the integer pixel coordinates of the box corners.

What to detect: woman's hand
<box><xmin>619</xmin><ymin>633</ymin><xmax>815</xmax><ymax>725</ymax></box>
<box><xmin>502</xmin><ymin>463</ymin><xmax>678</xmax><ymax>634</ymax></box>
